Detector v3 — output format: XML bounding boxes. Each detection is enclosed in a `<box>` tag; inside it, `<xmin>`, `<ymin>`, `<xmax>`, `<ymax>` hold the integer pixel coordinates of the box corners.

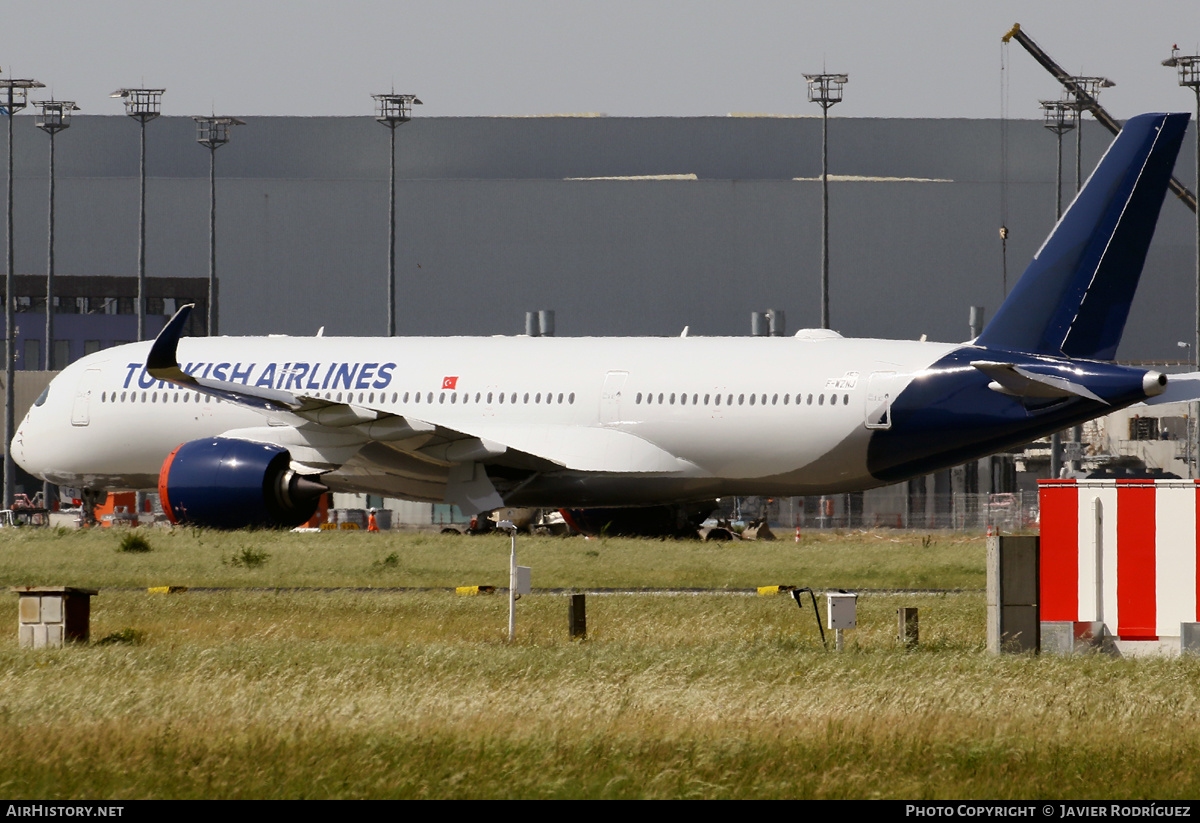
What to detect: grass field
<box><xmin>0</xmin><ymin>527</ymin><xmax>985</xmax><ymax>590</ymax></box>
<box><xmin>3</xmin><ymin>527</ymin><xmax>1200</xmax><ymax>799</ymax></box>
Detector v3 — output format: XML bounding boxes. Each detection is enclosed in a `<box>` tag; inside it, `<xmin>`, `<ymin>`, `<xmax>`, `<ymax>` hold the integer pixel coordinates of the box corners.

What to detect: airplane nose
<box><xmin>11</xmin><ymin>411</ymin><xmax>44</xmax><ymax>479</ymax></box>
<box><xmin>10</xmin><ymin>421</ymin><xmax>28</xmax><ymax>473</ymax></box>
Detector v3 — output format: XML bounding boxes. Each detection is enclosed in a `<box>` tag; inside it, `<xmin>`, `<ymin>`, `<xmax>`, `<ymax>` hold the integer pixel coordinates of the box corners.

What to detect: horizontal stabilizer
<box><xmin>972</xmin><ymin>361</ymin><xmax>1106</xmax><ymax>403</ymax></box>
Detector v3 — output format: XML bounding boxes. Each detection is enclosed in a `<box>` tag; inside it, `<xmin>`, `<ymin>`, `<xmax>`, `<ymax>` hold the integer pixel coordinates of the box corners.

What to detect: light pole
<box><xmin>34</xmin><ymin>99</ymin><xmax>76</xmax><ymax>510</ymax></box>
<box><xmin>34</xmin><ymin>100</ymin><xmax>77</xmax><ymax>370</ymax></box>
<box><xmin>1164</xmin><ymin>48</ymin><xmax>1200</xmax><ymax>479</ymax></box>
<box><xmin>1041</xmin><ymin>99</ymin><xmax>1077</xmax><ymax>480</ymax></box>
<box><xmin>803</xmin><ymin>73</ymin><xmax>847</xmax><ymax>330</ymax></box>
<box><xmin>2</xmin><ymin>74</ymin><xmax>44</xmax><ymax>509</ymax></box>
<box><xmin>1040</xmin><ymin>99</ymin><xmax>1077</xmax><ymax>220</ymax></box>
<box><xmin>193</xmin><ymin>116</ymin><xmax>244</xmax><ymax>336</ymax></box>
<box><xmin>1182</xmin><ymin>341</ymin><xmax>1194</xmax><ymax>477</ymax></box>
<box><xmin>1065</xmin><ymin>77</ymin><xmax>1113</xmax><ymax>194</ymax></box>
<box><xmin>372</xmin><ymin>92</ymin><xmax>421</xmax><ymax>337</ymax></box>
<box><xmin>1063</xmin><ymin>78</ymin><xmax>1111</xmax><ymax>477</ymax></box>
<box><xmin>111</xmin><ymin>88</ymin><xmax>164</xmax><ymax>342</ymax></box>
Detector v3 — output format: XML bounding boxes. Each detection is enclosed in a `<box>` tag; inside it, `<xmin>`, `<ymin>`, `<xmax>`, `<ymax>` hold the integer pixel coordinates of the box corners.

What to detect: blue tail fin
<box><xmin>976</xmin><ymin>112</ymin><xmax>1189</xmax><ymax>360</ymax></box>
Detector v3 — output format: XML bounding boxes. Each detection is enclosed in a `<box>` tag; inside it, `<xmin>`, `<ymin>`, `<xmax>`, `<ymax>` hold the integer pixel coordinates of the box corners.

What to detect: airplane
<box><xmin>10</xmin><ymin>111</ymin><xmax>1197</xmax><ymax>534</ymax></box>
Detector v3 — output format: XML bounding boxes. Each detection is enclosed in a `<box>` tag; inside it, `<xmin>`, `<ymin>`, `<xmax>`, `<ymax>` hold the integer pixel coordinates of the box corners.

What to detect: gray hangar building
<box><xmin>4</xmin><ymin>113</ymin><xmax>1195</xmax><ymax>354</ymax></box>
<box><xmin>3</xmin><ymin>113</ymin><xmax>1197</xmax><ymax>522</ymax></box>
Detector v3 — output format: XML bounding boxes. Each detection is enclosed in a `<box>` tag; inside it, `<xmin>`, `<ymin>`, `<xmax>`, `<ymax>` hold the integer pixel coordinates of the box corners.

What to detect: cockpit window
<box><xmin>34</xmin><ymin>386</ymin><xmax>49</xmax><ymax>407</ymax></box>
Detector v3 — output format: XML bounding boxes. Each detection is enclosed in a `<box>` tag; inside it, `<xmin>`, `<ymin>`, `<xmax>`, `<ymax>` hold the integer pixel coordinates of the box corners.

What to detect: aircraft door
<box><xmin>599</xmin><ymin>370</ymin><xmax>628</xmax><ymax>425</ymax></box>
<box><xmin>71</xmin><ymin>369</ymin><xmax>103</xmax><ymax>427</ymax></box>
<box><xmin>864</xmin><ymin>371</ymin><xmax>897</xmax><ymax>430</ymax></box>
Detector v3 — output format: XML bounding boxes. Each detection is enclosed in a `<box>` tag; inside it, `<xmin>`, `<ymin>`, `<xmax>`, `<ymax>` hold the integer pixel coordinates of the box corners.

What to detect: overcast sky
<box><xmin>4</xmin><ymin>1</ymin><xmax>1199</xmax><ymax>120</ymax></box>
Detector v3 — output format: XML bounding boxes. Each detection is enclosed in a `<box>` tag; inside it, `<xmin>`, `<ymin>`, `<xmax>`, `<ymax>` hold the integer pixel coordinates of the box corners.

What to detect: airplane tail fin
<box><xmin>976</xmin><ymin>112</ymin><xmax>1189</xmax><ymax>360</ymax></box>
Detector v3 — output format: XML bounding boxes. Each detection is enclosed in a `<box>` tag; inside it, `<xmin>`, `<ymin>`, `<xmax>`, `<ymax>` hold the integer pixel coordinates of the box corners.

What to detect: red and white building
<box><xmin>1040</xmin><ymin>479</ymin><xmax>1200</xmax><ymax>655</ymax></box>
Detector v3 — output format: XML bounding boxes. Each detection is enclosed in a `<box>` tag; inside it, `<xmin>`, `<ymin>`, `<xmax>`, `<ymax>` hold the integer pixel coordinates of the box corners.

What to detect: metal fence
<box><xmin>735</xmin><ymin>492</ymin><xmax>1040</xmax><ymax>533</ymax></box>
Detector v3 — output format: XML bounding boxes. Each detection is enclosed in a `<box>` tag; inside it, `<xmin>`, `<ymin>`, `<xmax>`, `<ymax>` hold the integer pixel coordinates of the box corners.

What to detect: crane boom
<box><xmin>1003</xmin><ymin>23</ymin><xmax>1197</xmax><ymax>213</ymax></box>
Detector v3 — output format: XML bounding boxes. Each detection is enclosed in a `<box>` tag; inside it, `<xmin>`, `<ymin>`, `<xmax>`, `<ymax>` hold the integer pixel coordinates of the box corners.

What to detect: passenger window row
<box><xmin>634</xmin><ymin>391</ymin><xmax>852</xmax><ymax>407</ymax></box>
<box><xmin>99</xmin><ymin>388</ymin><xmax>579</xmax><ymax>407</ymax></box>
<box><xmin>103</xmin><ymin>390</ymin><xmax>209</xmax><ymax>404</ymax></box>
<box><xmin>405</xmin><ymin>390</ymin><xmax>575</xmax><ymax>406</ymax></box>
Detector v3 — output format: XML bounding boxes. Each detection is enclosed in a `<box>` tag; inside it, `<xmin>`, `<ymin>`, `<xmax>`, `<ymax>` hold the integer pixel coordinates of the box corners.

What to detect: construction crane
<box><xmin>1003</xmin><ymin>23</ymin><xmax>1197</xmax><ymax>213</ymax></box>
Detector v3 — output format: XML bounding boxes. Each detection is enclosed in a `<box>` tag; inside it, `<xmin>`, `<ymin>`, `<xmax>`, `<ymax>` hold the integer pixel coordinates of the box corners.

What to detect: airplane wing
<box><xmin>148</xmin><ymin>305</ymin><xmax>695</xmax><ymax>511</ymax></box>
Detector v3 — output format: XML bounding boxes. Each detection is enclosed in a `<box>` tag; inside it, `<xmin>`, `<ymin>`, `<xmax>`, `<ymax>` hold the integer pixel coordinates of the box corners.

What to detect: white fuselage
<box><xmin>13</xmin><ymin>333</ymin><xmax>957</xmax><ymax>505</ymax></box>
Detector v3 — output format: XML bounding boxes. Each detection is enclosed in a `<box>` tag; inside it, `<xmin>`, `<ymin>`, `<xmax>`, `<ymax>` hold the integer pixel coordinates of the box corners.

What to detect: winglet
<box><xmin>147</xmin><ymin>304</ymin><xmax>297</xmax><ymax>411</ymax></box>
<box><xmin>147</xmin><ymin>304</ymin><xmax>197</xmax><ymax>384</ymax></box>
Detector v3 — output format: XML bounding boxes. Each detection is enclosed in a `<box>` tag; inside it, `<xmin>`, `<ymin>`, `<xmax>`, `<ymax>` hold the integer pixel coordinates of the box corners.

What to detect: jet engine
<box><xmin>158</xmin><ymin>437</ymin><xmax>327</xmax><ymax>529</ymax></box>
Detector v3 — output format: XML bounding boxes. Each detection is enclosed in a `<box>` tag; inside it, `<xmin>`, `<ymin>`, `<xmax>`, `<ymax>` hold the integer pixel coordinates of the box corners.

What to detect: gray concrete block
<box><xmin>1041</xmin><ymin>621</ymin><xmax>1108</xmax><ymax>655</ymax></box>
<box><xmin>1182</xmin><ymin>623</ymin><xmax>1200</xmax><ymax>654</ymax></box>
<box><xmin>41</xmin><ymin>596</ymin><xmax>62</xmax><ymax>624</ymax></box>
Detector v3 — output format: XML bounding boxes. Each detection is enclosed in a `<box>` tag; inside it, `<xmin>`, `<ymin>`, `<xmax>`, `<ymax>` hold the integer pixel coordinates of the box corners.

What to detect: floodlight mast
<box><xmin>1064</xmin><ymin>76</ymin><xmax>1113</xmax><ymax>193</ymax></box>
<box><xmin>1061</xmin><ymin>77</ymin><xmax>1108</xmax><ymax>476</ymax></box>
<box><xmin>1164</xmin><ymin>47</ymin><xmax>1200</xmax><ymax>478</ymax></box>
<box><xmin>111</xmin><ymin>88</ymin><xmax>164</xmax><ymax>343</ymax></box>
<box><xmin>372</xmin><ymin>93</ymin><xmax>421</xmax><ymax>337</ymax></box>
<box><xmin>193</xmin><ymin>116</ymin><xmax>245</xmax><ymax>337</ymax></box>
<box><xmin>34</xmin><ymin>100</ymin><xmax>78</xmax><ymax>371</ymax></box>
<box><xmin>804</xmin><ymin>73</ymin><xmax>847</xmax><ymax>330</ymax></box>
<box><xmin>1040</xmin><ymin>98</ymin><xmax>1077</xmax><ymax>481</ymax></box>
<box><xmin>1040</xmin><ymin>99</ymin><xmax>1076</xmax><ymax>221</ymax></box>
<box><xmin>2</xmin><ymin>75</ymin><xmax>44</xmax><ymax>509</ymax></box>
<box><xmin>34</xmin><ymin>99</ymin><xmax>76</xmax><ymax>509</ymax></box>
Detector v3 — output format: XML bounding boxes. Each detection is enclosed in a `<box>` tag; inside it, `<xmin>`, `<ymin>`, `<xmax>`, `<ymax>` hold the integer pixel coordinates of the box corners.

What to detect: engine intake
<box><xmin>158</xmin><ymin>437</ymin><xmax>326</xmax><ymax>529</ymax></box>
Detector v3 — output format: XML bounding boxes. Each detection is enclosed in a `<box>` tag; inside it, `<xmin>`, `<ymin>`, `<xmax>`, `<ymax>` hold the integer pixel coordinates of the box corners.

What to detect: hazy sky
<box><xmin>4</xmin><ymin>1</ymin><xmax>1199</xmax><ymax>120</ymax></box>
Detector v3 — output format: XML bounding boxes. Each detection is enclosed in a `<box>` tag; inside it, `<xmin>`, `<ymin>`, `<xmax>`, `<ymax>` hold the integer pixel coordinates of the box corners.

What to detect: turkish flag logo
<box><xmin>442</xmin><ymin>376</ymin><xmax>459</xmax><ymax>390</ymax></box>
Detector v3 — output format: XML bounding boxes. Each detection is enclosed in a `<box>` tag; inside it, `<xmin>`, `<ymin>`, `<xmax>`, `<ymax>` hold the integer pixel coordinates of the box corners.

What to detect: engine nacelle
<box><xmin>158</xmin><ymin>437</ymin><xmax>326</xmax><ymax>529</ymax></box>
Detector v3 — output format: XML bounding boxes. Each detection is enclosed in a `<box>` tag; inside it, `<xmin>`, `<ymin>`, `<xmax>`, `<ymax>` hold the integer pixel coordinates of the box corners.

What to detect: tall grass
<box><xmin>0</xmin><ymin>527</ymin><xmax>985</xmax><ymax>590</ymax></box>
<box><xmin>3</xmin><ymin>529</ymin><xmax>1196</xmax><ymax>798</ymax></box>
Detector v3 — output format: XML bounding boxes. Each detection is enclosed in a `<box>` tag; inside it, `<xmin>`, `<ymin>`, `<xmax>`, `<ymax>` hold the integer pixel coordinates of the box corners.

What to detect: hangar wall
<box><xmin>3</xmin><ymin>115</ymin><xmax>1195</xmax><ymax>360</ymax></box>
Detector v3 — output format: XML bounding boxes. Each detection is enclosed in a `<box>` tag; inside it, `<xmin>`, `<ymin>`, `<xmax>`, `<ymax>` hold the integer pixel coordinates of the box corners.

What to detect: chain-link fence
<box><xmin>725</xmin><ymin>492</ymin><xmax>1040</xmax><ymax>533</ymax></box>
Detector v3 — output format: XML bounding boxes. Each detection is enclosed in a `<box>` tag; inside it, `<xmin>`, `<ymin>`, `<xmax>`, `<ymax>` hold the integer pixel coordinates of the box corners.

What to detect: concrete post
<box><xmin>986</xmin><ymin>535</ymin><xmax>1040</xmax><ymax>654</ymax></box>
